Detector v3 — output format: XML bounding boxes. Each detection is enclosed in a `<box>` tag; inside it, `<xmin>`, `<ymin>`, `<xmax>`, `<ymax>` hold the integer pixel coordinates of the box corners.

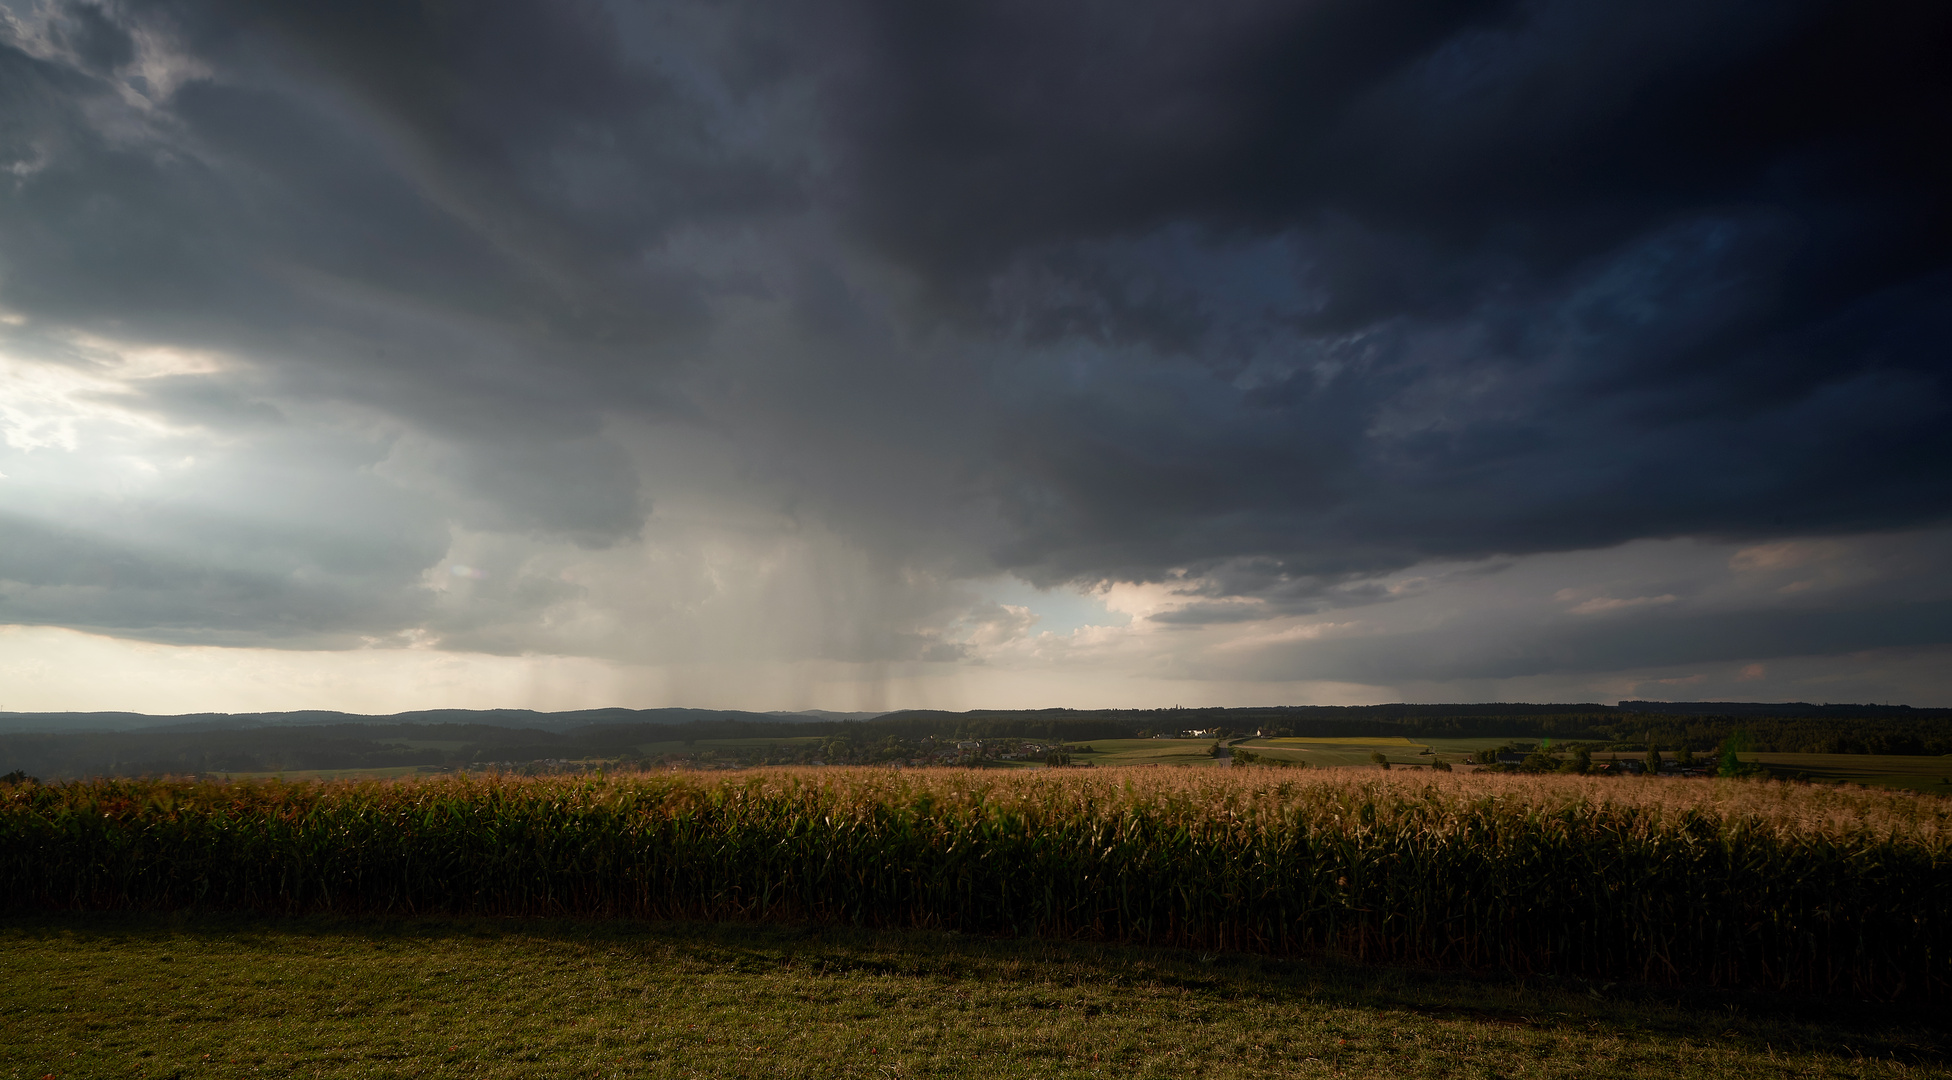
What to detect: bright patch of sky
<box><xmin>979</xmin><ymin>577</ymin><xmax>1131</xmax><ymax>637</ymax></box>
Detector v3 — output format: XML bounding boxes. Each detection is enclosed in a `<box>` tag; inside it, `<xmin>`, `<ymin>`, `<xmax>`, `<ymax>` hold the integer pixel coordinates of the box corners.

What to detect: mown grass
<box><xmin>3</xmin><ymin>914</ymin><xmax>1947</xmax><ymax>1080</ymax></box>
<box><xmin>1064</xmin><ymin>739</ymin><xmax>1227</xmax><ymax>766</ymax></box>
<box><xmin>3</xmin><ymin>769</ymin><xmax>1947</xmax><ymax>999</ymax></box>
<box><xmin>1742</xmin><ymin>754</ymin><xmax>1952</xmax><ymax>794</ymax></box>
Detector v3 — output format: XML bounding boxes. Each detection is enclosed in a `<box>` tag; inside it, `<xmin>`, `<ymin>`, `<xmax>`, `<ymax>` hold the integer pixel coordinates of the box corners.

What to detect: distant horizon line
<box><xmin>2</xmin><ymin>699</ymin><xmax>1948</xmax><ymax>719</ymax></box>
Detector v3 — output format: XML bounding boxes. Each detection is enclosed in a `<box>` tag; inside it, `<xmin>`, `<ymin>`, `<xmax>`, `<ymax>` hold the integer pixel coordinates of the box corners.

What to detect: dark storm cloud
<box><xmin>833</xmin><ymin>0</ymin><xmax>1951</xmax><ymax>306</ymax></box>
<box><xmin>1</xmin><ymin>0</ymin><xmax>1948</xmax><ymax>662</ymax></box>
<box><xmin>1218</xmin><ymin>597</ymin><xmax>1952</xmax><ymax>685</ymax></box>
<box><xmin>0</xmin><ymin>0</ymin><xmax>711</xmax><ymax>575</ymax></box>
<box><xmin>821</xmin><ymin>0</ymin><xmax>1952</xmax><ymax>585</ymax></box>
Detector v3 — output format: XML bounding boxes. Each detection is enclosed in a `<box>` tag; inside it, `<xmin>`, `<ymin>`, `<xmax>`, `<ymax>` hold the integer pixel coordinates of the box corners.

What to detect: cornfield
<box><xmin>3</xmin><ymin>768</ymin><xmax>1946</xmax><ymax>998</ymax></box>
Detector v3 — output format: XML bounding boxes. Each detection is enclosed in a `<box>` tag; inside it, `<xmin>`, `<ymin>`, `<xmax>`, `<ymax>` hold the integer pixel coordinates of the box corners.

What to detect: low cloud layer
<box><xmin>0</xmin><ymin>0</ymin><xmax>1947</xmax><ymax>708</ymax></box>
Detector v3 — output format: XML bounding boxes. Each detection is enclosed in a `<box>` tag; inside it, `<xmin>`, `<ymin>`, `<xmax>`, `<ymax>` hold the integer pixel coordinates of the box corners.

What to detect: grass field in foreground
<box><xmin>2</xmin><ymin>916</ymin><xmax>1946</xmax><ymax>1080</ymax></box>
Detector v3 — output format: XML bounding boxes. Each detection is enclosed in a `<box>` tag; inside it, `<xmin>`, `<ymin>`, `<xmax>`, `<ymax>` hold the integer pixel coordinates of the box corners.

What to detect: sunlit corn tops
<box><xmin>2</xmin><ymin>769</ymin><xmax>1947</xmax><ymax>999</ymax></box>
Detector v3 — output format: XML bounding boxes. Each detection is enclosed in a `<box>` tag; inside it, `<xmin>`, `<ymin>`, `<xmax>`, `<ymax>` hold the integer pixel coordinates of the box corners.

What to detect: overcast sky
<box><xmin>1</xmin><ymin>0</ymin><xmax>1948</xmax><ymax>714</ymax></box>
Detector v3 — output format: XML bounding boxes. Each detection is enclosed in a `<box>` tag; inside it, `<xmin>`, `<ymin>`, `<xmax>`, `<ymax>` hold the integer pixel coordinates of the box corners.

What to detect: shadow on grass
<box><xmin>5</xmin><ymin>910</ymin><xmax>1945</xmax><ymax>1068</ymax></box>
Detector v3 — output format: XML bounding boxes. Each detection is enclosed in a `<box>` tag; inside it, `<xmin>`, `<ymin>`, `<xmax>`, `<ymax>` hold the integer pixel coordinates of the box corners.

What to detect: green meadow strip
<box><xmin>0</xmin><ymin>769</ymin><xmax>1945</xmax><ymax>999</ymax></box>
